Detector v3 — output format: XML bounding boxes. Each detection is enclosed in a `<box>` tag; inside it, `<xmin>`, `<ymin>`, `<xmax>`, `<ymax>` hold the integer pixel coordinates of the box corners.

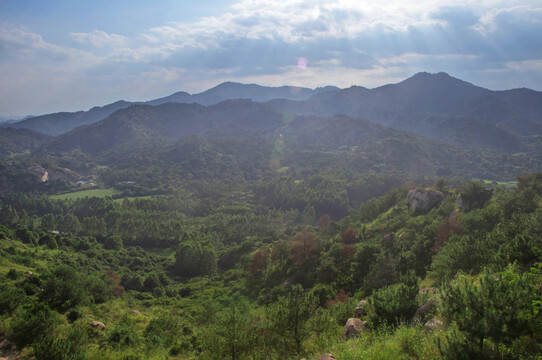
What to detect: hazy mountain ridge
<box><xmin>6</xmin><ymin>83</ymin><xmax>339</xmax><ymax>136</ymax></box>
<box><xmin>271</xmin><ymin>72</ymin><xmax>542</xmax><ymax>152</ymax></box>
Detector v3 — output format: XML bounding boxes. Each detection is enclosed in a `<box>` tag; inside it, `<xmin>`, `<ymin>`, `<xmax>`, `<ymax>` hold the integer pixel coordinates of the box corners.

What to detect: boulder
<box><xmin>354</xmin><ymin>300</ymin><xmax>368</xmax><ymax>317</ymax></box>
<box><xmin>342</xmin><ymin>318</ymin><xmax>367</xmax><ymax>339</ymax></box>
<box><xmin>457</xmin><ymin>189</ymin><xmax>493</xmax><ymax>212</ymax></box>
<box><xmin>131</xmin><ymin>310</ymin><xmax>141</xmax><ymax>315</ymax></box>
<box><xmin>407</xmin><ymin>188</ymin><xmax>445</xmax><ymax>214</ymax></box>
<box><xmin>411</xmin><ymin>302</ymin><xmax>436</xmax><ymax>324</ymax></box>
<box><xmin>424</xmin><ymin>318</ymin><xmax>443</xmax><ymax>331</ymax></box>
<box><xmin>316</xmin><ymin>354</ymin><xmax>336</xmax><ymax>360</ymax></box>
<box><xmin>90</xmin><ymin>321</ymin><xmax>105</xmax><ymax>330</ymax></box>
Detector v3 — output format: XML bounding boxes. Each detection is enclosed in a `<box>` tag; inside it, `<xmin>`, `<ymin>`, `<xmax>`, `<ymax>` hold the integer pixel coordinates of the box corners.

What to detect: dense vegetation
<box><xmin>1</xmin><ymin>73</ymin><xmax>542</xmax><ymax>359</ymax></box>
<box><xmin>1</xmin><ymin>171</ymin><xmax>541</xmax><ymax>359</ymax></box>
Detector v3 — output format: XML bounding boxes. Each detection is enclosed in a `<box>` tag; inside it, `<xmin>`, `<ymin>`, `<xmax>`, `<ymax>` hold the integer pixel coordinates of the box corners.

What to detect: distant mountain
<box><xmin>39</xmin><ymin>99</ymin><xmax>542</xmax><ymax>182</ymax></box>
<box><xmin>271</xmin><ymin>72</ymin><xmax>542</xmax><ymax>152</ymax></box>
<box><xmin>7</xmin><ymin>101</ymin><xmax>132</xmax><ymax>136</ymax></box>
<box><xmin>43</xmin><ymin>100</ymin><xmax>285</xmax><ymax>156</ymax></box>
<box><xmin>147</xmin><ymin>82</ymin><xmax>339</xmax><ymax>107</ymax></box>
<box><xmin>7</xmin><ymin>83</ymin><xmax>340</xmax><ymax>136</ymax></box>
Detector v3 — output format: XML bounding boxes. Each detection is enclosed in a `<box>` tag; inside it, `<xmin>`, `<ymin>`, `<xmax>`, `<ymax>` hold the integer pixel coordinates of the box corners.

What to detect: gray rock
<box><xmin>342</xmin><ymin>318</ymin><xmax>367</xmax><ymax>338</ymax></box>
<box><xmin>411</xmin><ymin>302</ymin><xmax>436</xmax><ymax>324</ymax></box>
<box><xmin>457</xmin><ymin>189</ymin><xmax>493</xmax><ymax>212</ymax></box>
<box><xmin>407</xmin><ymin>188</ymin><xmax>445</xmax><ymax>214</ymax></box>
<box><xmin>90</xmin><ymin>321</ymin><xmax>105</xmax><ymax>330</ymax></box>
<box><xmin>354</xmin><ymin>300</ymin><xmax>368</xmax><ymax>317</ymax></box>
<box><xmin>316</xmin><ymin>354</ymin><xmax>336</xmax><ymax>360</ymax></box>
<box><xmin>424</xmin><ymin>318</ymin><xmax>443</xmax><ymax>331</ymax></box>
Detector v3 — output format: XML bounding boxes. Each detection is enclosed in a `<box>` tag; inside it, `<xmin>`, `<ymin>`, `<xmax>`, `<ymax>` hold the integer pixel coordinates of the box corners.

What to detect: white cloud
<box><xmin>1</xmin><ymin>0</ymin><xmax>542</xmax><ymax>117</ymax></box>
<box><xmin>70</xmin><ymin>30</ymin><xmax>127</xmax><ymax>48</ymax></box>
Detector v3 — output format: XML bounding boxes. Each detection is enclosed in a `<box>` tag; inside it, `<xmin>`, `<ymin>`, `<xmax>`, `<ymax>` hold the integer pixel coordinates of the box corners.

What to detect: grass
<box><xmin>323</xmin><ymin>324</ymin><xmax>442</xmax><ymax>360</ymax></box>
<box><xmin>481</xmin><ymin>179</ymin><xmax>517</xmax><ymax>187</ymax></box>
<box><xmin>50</xmin><ymin>188</ymin><xmax>118</xmax><ymax>200</ymax></box>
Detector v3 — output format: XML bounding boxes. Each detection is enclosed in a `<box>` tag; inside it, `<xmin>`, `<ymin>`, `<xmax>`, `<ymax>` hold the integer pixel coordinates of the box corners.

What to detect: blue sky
<box><xmin>1</xmin><ymin>0</ymin><xmax>541</xmax><ymax>117</ymax></box>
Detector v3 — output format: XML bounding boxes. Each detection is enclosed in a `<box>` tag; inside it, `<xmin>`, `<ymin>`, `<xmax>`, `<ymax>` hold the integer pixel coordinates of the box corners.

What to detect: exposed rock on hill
<box><xmin>342</xmin><ymin>318</ymin><xmax>367</xmax><ymax>338</ymax></box>
<box><xmin>407</xmin><ymin>188</ymin><xmax>445</xmax><ymax>214</ymax></box>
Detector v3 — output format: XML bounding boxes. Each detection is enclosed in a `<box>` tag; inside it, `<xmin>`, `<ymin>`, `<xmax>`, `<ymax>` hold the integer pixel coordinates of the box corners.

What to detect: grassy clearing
<box><xmin>50</xmin><ymin>188</ymin><xmax>118</xmax><ymax>200</ymax></box>
<box><xmin>481</xmin><ymin>179</ymin><xmax>517</xmax><ymax>187</ymax></box>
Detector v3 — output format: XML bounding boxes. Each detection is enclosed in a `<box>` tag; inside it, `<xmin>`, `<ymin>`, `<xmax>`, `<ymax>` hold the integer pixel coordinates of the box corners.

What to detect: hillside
<box><xmin>1</xmin><ymin>171</ymin><xmax>541</xmax><ymax>359</ymax></box>
<box><xmin>0</xmin><ymin>127</ymin><xmax>52</xmax><ymax>158</ymax></box>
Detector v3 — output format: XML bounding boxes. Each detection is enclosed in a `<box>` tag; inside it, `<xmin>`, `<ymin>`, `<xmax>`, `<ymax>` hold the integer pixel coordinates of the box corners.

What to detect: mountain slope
<box><xmin>271</xmin><ymin>72</ymin><xmax>542</xmax><ymax>152</ymax></box>
<box><xmin>0</xmin><ymin>127</ymin><xmax>52</xmax><ymax>158</ymax></box>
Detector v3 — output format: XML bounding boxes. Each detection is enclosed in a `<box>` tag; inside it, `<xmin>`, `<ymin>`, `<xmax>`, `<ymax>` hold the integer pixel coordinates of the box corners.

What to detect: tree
<box><xmin>174</xmin><ymin>232</ymin><xmax>218</xmax><ymax>278</ymax></box>
<box><xmin>200</xmin><ymin>302</ymin><xmax>256</xmax><ymax>360</ymax></box>
<box><xmin>440</xmin><ymin>267</ymin><xmax>542</xmax><ymax>358</ymax></box>
<box><xmin>267</xmin><ymin>285</ymin><xmax>315</xmax><ymax>357</ymax></box>
<box><xmin>367</xmin><ymin>271</ymin><xmax>419</xmax><ymax>327</ymax></box>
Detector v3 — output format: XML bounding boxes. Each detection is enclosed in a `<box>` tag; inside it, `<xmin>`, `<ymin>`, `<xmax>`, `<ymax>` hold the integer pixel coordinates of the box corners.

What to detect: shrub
<box><xmin>9</xmin><ymin>302</ymin><xmax>58</xmax><ymax>349</ymax></box>
<box><xmin>368</xmin><ymin>271</ymin><xmax>419</xmax><ymax>328</ymax></box>
<box><xmin>109</xmin><ymin>315</ymin><xmax>139</xmax><ymax>347</ymax></box>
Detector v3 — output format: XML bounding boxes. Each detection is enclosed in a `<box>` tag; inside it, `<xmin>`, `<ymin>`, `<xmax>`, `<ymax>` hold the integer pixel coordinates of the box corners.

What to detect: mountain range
<box><xmin>6</xmin><ymin>72</ymin><xmax>542</xmax><ymax>154</ymax></box>
<box><xmin>6</xmin><ymin>83</ymin><xmax>338</xmax><ymax>136</ymax></box>
<box><xmin>1</xmin><ymin>72</ymin><xmax>542</xmax><ymax>193</ymax></box>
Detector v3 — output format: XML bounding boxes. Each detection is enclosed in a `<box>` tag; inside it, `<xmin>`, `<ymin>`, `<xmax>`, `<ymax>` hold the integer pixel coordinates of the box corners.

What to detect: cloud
<box><xmin>2</xmin><ymin>0</ymin><xmax>542</xmax><ymax>116</ymax></box>
<box><xmin>70</xmin><ymin>30</ymin><xmax>127</xmax><ymax>48</ymax></box>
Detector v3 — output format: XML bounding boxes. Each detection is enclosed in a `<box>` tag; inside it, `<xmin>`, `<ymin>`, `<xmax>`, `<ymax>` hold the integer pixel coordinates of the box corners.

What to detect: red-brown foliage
<box><xmin>317</xmin><ymin>214</ymin><xmax>331</xmax><ymax>230</ymax></box>
<box><xmin>291</xmin><ymin>228</ymin><xmax>318</xmax><ymax>266</ymax></box>
<box><xmin>326</xmin><ymin>289</ymin><xmax>351</xmax><ymax>308</ymax></box>
<box><xmin>341</xmin><ymin>227</ymin><xmax>358</xmax><ymax>244</ymax></box>
<box><xmin>250</xmin><ymin>247</ymin><xmax>270</xmax><ymax>275</ymax></box>
<box><xmin>432</xmin><ymin>215</ymin><xmax>461</xmax><ymax>254</ymax></box>
<box><xmin>408</xmin><ymin>183</ymin><xmax>417</xmax><ymax>191</ymax></box>
<box><xmin>106</xmin><ymin>270</ymin><xmax>124</xmax><ymax>297</ymax></box>
<box><xmin>343</xmin><ymin>244</ymin><xmax>356</xmax><ymax>259</ymax></box>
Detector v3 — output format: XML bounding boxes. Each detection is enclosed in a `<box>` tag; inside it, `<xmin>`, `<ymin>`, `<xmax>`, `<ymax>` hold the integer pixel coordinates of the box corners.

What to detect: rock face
<box><xmin>411</xmin><ymin>302</ymin><xmax>436</xmax><ymax>324</ymax></box>
<box><xmin>354</xmin><ymin>300</ymin><xmax>368</xmax><ymax>317</ymax></box>
<box><xmin>342</xmin><ymin>318</ymin><xmax>367</xmax><ymax>338</ymax></box>
<box><xmin>424</xmin><ymin>318</ymin><xmax>443</xmax><ymax>331</ymax></box>
<box><xmin>317</xmin><ymin>354</ymin><xmax>336</xmax><ymax>360</ymax></box>
<box><xmin>457</xmin><ymin>189</ymin><xmax>493</xmax><ymax>212</ymax></box>
<box><xmin>90</xmin><ymin>321</ymin><xmax>105</xmax><ymax>330</ymax></box>
<box><xmin>407</xmin><ymin>188</ymin><xmax>445</xmax><ymax>214</ymax></box>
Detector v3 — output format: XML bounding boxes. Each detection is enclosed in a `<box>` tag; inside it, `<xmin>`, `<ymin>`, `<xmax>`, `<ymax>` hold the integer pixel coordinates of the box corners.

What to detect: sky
<box><xmin>1</xmin><ymin>0</ymin><xmax>541</xmax><ymax>118</ymax></box>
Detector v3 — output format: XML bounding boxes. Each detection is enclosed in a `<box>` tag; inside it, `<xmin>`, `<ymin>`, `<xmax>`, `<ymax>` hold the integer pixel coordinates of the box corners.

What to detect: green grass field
<box><xmin>50</xmin><ymin>188</ymin><xmax>118</xmax><ymax>200</ymax></box>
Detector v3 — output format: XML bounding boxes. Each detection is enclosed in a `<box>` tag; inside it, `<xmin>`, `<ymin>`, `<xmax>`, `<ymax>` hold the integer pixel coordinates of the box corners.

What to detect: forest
<box><xmin>1</xmin><ymin>167</ymin><xmax>541</xmax><ymax>359</ymax></box>
<box><xmin>1</xmin><ymin>73</ymin><xmax>542</xmax><ymax>359</ymax></box>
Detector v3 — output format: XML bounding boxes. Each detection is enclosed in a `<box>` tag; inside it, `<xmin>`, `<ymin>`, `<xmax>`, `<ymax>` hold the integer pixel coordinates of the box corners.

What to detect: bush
<box><xmin>368</xmin><ymin>271</ymin><xmax>419</xmax><ymax>328</ymax></box>
<box><xmin>0</xmin><ymin>285</ymin><xmax>27</xmax><ymax>315</ymax></box>
<box><xmin>9</xmin><ymin>302</ymin><xmax>58</xmax><ymax>349</ymax></box>
<box><xmin>109</xmin><ymin>315</ymin><xmax>139</xmax><ymax>347</ymax></box>
<box><xmin>33</xmin><ymin>336</ymin><xmax>85</xmax><ymax>360</ymax></box>
<box><xmin>144</xmin><ymin>315</ymin><xmax>181</xmax><ymax>348</ymax></box>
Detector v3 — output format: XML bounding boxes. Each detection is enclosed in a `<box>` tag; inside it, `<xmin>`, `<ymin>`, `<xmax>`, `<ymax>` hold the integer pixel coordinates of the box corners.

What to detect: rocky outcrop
<box><xmin>342</xmin><ymin>318</ymin><xmax>367</xmax><ymax>338</ymax></box>
<box><xmin>90</xmin><ymin>321</ymin><xmax>106</xmax><ymax>330</ymax></box>
<box><xmin>354</xmin><ymin>300</ymin><xmax>368</xmax><ymax>317</ymax></box>
<box><xmin>411</xmin><ymin>302</ymin><xmax>436</xmax><ymax>324</ymax></box>
<box><xmin>407</xmin><ymin>188</ymin><xmax>445</xmax><ymax>214</ymax></box>
<box><xmin>457</xmin><ymin>189</ymin><xmax>493</xmax><ymax>212</ymax></box>
<box><xmin>316</xmin><ymin>354</ymin><xmax>336</xmax><ymax>360</ymax></box>
<box><xmin>424</xmin><ymin>318</ymin><xmax>443</xmax><ymax>331</ymax></box>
